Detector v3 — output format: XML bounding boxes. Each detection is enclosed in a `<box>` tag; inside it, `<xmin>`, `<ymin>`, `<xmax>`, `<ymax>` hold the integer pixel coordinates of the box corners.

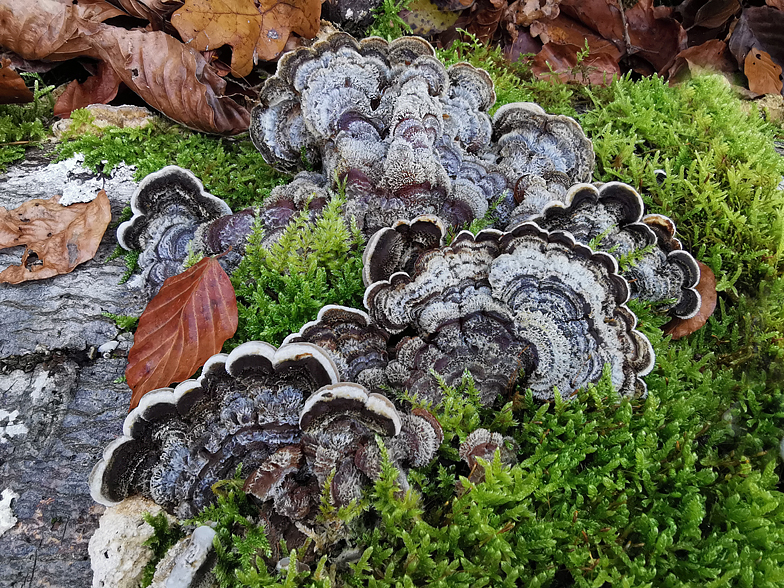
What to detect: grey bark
<box><xmin>0</xmin><ymin>150</ymin><xmax>144</xmax><ymax>587</ymax></box>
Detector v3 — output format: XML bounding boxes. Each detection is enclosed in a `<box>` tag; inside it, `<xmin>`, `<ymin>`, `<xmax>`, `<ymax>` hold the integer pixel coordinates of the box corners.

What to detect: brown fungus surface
<box><xmin>363</xmin><ymin>222</ymin><xmax>654</xmax><ymax>405</ymax></box>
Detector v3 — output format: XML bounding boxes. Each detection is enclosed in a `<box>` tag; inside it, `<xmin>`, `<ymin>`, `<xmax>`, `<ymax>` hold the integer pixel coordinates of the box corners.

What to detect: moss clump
<box><xmin>56</xmin><ymin>121</ymin><xmax>289</xmax><ymax>210</ymax></box>
<box><xmin>229</xmin><ymin>188</ymin><xmax>365</xmax><ymax>348</ymax></box>
<box><xmin>0</xmin><ymin>75</ymin><xmax>55</xmax><ymax>171</ymax></box>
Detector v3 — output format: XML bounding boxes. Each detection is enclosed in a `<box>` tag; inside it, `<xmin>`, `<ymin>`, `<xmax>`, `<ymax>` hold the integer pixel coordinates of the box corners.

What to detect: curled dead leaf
<box><xmin>744</xmin><ymin>47</ymin><xmax>783</xmax><ymax>96</ymax></box>
<box><xmin>54</xmin><ymin>60</ymin><xmax>122</xmax><ymax>118</ymax></box>
<box><xmin>171</xmin><ymin>0</ymin><xmax>321</xmax><ymax>77</ymax></box>
<box><xmin>663</xmin><ymin>261</ymin><xmax>717</xmax><ymax>340</ymax></box>
<box><xmin>668</xmin><ymin>39</ymin><xmax>737</xmax><ymax>84</ymax></box>
<box><xmin>125</xmin><ymin>256</ymin><xmax>238</xmax><ymax>410</ymax></box>
<box><xmin>0</xmin><ymin>58</ymin><xmax>33</xmax><ymax>104</ymax></box>
<box><xmin>0</xmin><ymin>190</ymin><xmax>112</xmax><ymax>284</ymax></box>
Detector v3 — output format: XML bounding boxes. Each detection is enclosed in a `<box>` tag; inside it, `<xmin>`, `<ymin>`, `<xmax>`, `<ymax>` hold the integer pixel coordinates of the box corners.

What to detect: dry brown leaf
<box><xmin>668</xmin><ymin>39</ymin><xmax>737</xmax><ymax>83</ymax></box>
<box><xmin>466</xmin><ymin>0</ymin><xmax>507</xmax><ymax>44</ymax></box>
<box><xmin>54</xmin><ymin>60</ymin><xmax>122</xmax><ymax>117</ymax></box>
<box><xmin>88</xmin><ymin>26</ymin><xmax>250</xmax><ymax>133</ymax></box>
<box><xmin>0</xmin><ymin>190</ymin><xmax>112</xmax><ymax>284</ymax></box>
<box><xmin>171</xmin><ymin>0</ymin><xmax>321</xmax><ymax>77</ymax></box>
<box><xmin>0</xmin><ymin>0</ymin><xmax>249</xmax><ymax>134</ymax></box>
<box><xmin>744</xmin><ymin>47</ymin><xmax>783</xmax><ymax>95</ymax></box>
<box><xmin>529</xmin><ymin>13</ymin><xmax>622</xmax><ymax>61</ymax></box>
<box><xmin>663</xmin><ymin>261</ymin><xmax>717</xmax><ymax>340</ymax></box>
<box><xmin>532</xmin><ymin>42</ymin><xmax>620</xmax><ymax>85</ymax></box>
<box><xmin>0</xmin><ymin>58</ymin><xmax>33</xmax><ymax>104</ymax></box>
<box><xmin>559</xmin><ymin>0</ymin><xmax>687</xmax><ymax>74</ymax></box>
<box><xmin>766</xmin><ymin>0</ymin><xmax>784</xmax><ymax>9</ymax></box>
<box><xmin>729</xmin><ymin>7</ymin><xmax>784</xmax><ymax>76</ymax></box>
<box><xmin>125</xmin><ymin>256</ymin><xmax>238</xmax><ymax>410</ymax></box>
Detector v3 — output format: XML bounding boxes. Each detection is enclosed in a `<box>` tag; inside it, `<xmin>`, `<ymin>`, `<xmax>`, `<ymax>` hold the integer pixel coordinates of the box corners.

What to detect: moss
<box><xmin>229</xmin><ymin>187</ymin><xmax>366</xmax><ymax>348</ymax></box>
<box><xmin>0</xmin><ymin>75</ymin><xmax>55</xmax><ymax>171</ymax></box>
<box><xmin>56</xmin><ymin>122</ymin><xmax>289</xmax><ymax>210</ymax></box>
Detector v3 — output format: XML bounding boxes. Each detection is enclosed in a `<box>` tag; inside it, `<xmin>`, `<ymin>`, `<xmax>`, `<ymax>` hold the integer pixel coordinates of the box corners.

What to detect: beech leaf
<box><xmin>0</xmin><ymin>58</ymin><xmax>33</xmax><ymax>104</ymax></box>
<box><xmin>744</xmin><ymin>47</ymin><xmax>783</xmax><ymax>96</ymax></box>
<box><xmin>126</xmin><ymin>256</ymin><xmax>238</xmax><ymax>410</ymax></box>
<box><xmin>171</xmin><ymin>0</ymin><xmax>321</xmax><ymax>77</ymax></box>
<box><xmin>54</xmin><ymin>59</ymin><xmax>122</xmax><ymax>117</ymax></box>
<box><xmin>0</xmin><ymin>190</ymin><xmax>112</xmax><ymax>284</ymax></box>
<box><xmin>663</xmin><ymin>261</ymin><xmax>717</xmax><ymax>340</ymax></box>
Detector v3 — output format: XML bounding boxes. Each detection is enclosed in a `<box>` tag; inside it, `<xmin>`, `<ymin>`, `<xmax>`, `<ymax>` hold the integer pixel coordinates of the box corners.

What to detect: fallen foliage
<box><xmin>0</xmin><ymin>189</ymin><xmax>111</xmax><ymax>283</ymax></box>
<box><xmin>0</xmin><ymin>0</ymin><xmax>250</xmax><ymax>134</ymax></box>
<box><xmin>0</xmin><ymin>58</ymin><xmax>33</xmax><ymax>104</ymax></box>
<box><xmin>53</xmin><ymin>60</ymin><xmax>121</xmax><ymax>118</ymax></box>
<box><xmin>663</xmin><ymin>260</ymin><xmax>718</xmax><ymax>340</ymax></box>
<box><xmin>171</xmin><ymin>0</ymin><xmax>321</xmax><ymax>77</ymax></box>
<box><xmin>126</xmin><ymin>256</ymin><xmax>238</xmax><ymax>410</ymax></box>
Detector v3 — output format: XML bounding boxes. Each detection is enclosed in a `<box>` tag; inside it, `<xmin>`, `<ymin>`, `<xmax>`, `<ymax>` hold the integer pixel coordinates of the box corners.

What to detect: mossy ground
<box><xmin>10</xmin><ymin>35</ymin><xmax>784</xmax><ymax>587</ymax></box>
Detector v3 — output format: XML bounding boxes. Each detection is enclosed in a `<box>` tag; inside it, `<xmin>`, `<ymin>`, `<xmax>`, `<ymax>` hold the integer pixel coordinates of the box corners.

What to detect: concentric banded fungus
<box><xmin>119</xmin><ymin>169</ymin><xmax>334</xmax><ymax>296</ymax></box>
<box><xmin>283</xmin><ymin>305</ymin><xmax>390</xmax><ymax>392</ymax></box>
<box><xmin>364</xmin><ymin>223</ymin><xmax>654</xmax><ymax>405</ymax></box>
<box><xmin>252</xmin><ymin>33</ymin><xmax>597</xmax><ymax>237</ymax></box>
<box><xmin>89</xmin><ymin>341</ymin><xmax>338</xmax><ymax>519</ymax></box>
<box><xmin>91</xmin><ymin>340</ymin><xmax>440</xmax><ymax>563</ymax></box>
<box><xmin>361</xmin><ymin>215</ymin><xmax>446</xmax><ymax>286</ymax></box>
<box><xmin>529</xmin><ymin>182</ymin><xmax>701</xmax><ymax>319</ymax></box>
<box><xmin>117</xmin><ymin>166</ymin><xmax>232</xmax><ymax>296</ymax></box>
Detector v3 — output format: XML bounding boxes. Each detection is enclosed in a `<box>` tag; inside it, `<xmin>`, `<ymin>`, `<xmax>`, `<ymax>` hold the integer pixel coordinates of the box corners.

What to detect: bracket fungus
<box><xmin>249</xmin><ymin>32</ymin><xmax>595</xmax><ymax>237</ymax></box>
<box><xmin>363</xmin><ymin>222</ymin><xmax>654</xmax><ymax>405</ymax></box>
<box><xmin>528</xmin><ymin>182</ymin><xmax>702</xmax><ymax>319</ymax></box>
<box><xmin>117</xmin><ymin>166</ymin><xmax>232</xmax><ymax>296</ymax></box>
<box><xmin>118</xmin><ymin>167</ymin><xmax>332</xmax><ymax>296</ymax></box>
<box><xmin>91</xmin><ymin>340</ymin><xmax>440</xmax><ymax>562</ymax></box>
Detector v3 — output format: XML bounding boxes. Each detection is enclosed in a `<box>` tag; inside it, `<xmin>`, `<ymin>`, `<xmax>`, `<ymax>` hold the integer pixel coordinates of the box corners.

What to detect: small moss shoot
<box><xmin>0</xmin><ymin>74</ymin><xmax>55</xmax><ymax>171</ymax></box>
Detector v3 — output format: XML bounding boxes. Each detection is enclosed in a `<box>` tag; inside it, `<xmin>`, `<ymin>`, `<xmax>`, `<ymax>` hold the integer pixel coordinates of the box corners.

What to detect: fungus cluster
<box><xmin>99</xmin><ymin>31</ymin><xmax>712</xmax><ymax>575</ymax></box>
<box><xmin>90</xmin><ymin>341</ymin><xmax>441</xmax><ymax>562</ymax></box>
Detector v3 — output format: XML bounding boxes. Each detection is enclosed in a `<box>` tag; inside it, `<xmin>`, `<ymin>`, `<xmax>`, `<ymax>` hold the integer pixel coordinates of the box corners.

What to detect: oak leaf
<box><xmin>171</xmin><ymin>0</ymin><xmax>321</xmax><ymax>77</ymax></box>
<box><xmin>663</xmin><ymin>261</ymin><xmax>717</xmax><ymax>340</ymax></box>
<box><xmin>744</xmin><ymin>47</ymin><xmax>783</xmax><ymax>96</ymax></box>
<box><xmin>126</xmin><ymin>256</ymin><xmax>238</xmax><ymax>410</ymax></box>
<box><xmin>0</xmin><ymin>190</ymin><xmax>112</xmax><ymax>284</ymax></box>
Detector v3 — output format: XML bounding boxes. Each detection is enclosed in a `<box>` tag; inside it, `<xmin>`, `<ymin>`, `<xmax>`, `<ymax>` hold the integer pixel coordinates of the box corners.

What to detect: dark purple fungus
<box><xmin>117</xmin><ymin>166</ymin><xmax>232</xmax><ymax>296</ymax></box>
<box><xmin>363</xmin><ymin>222</ymin><xmax>655</xmax><ymax>405</ymax></box>
<box><xmin>528</xmin><ymin>182</ymin><xmax>701</xmax><ymax>319</ymax></box>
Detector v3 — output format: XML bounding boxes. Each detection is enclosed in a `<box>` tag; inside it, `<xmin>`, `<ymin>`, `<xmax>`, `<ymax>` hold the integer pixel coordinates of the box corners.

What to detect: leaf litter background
<box><xmin>0</xmin><ymin>0</ymin><xmax>782</xmax><ymax>136</ymax></box>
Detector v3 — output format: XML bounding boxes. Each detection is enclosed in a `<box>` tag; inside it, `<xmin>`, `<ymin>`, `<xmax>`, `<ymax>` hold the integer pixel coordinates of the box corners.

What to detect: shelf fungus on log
<box><xmin>528</xmin><ymin>182</ymin><xmax>702</xmax><ymax>319</ymax></box>
<box><xmin>90</xmin><ymin>341</ymin><xmax>440</xmax><ymax>561</ymax></box>
<box><xmin>283</xmin><ymin>304</ymin><xmax>391</xmax><ymax>393</ymax></box>
<box><xmin>117</xmin><ymin>166</ymin><xmax>232</xmax><ymax>296</ymax></box>
<box><xmin>249</xmin><ymin>32</ymin><xmax>597</xmax><ymax>237</ymax></box>
<box><xmin>363</xmin><ymin>222</ymin><xmax>655</xmax><ymax>405</ymax></box>
<box><xmin>118</xmin><ymin>167</ymin><xmax>331</xmax><ymax>296</ymax></box>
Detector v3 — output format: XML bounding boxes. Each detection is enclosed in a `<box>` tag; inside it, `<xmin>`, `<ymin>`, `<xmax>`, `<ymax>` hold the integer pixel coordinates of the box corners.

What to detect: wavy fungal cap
<box><xmin>530</xmin><ymin>181</ymin><xmax>702</xmax><ymax>319</ymax></box>
<box><xmin>362</xmin><ymin>222</ymin><xmax>654</xmax><ymax>405</ymax></box>
<box><xmin>117</xmin><ymin>165</ymin><xmax>232</xmax><ymax>251</ymax></box>
<box><xmin>89</xmin><ymin>341</ymin><xmax>342</xmax><ymax>516</ymax></box>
